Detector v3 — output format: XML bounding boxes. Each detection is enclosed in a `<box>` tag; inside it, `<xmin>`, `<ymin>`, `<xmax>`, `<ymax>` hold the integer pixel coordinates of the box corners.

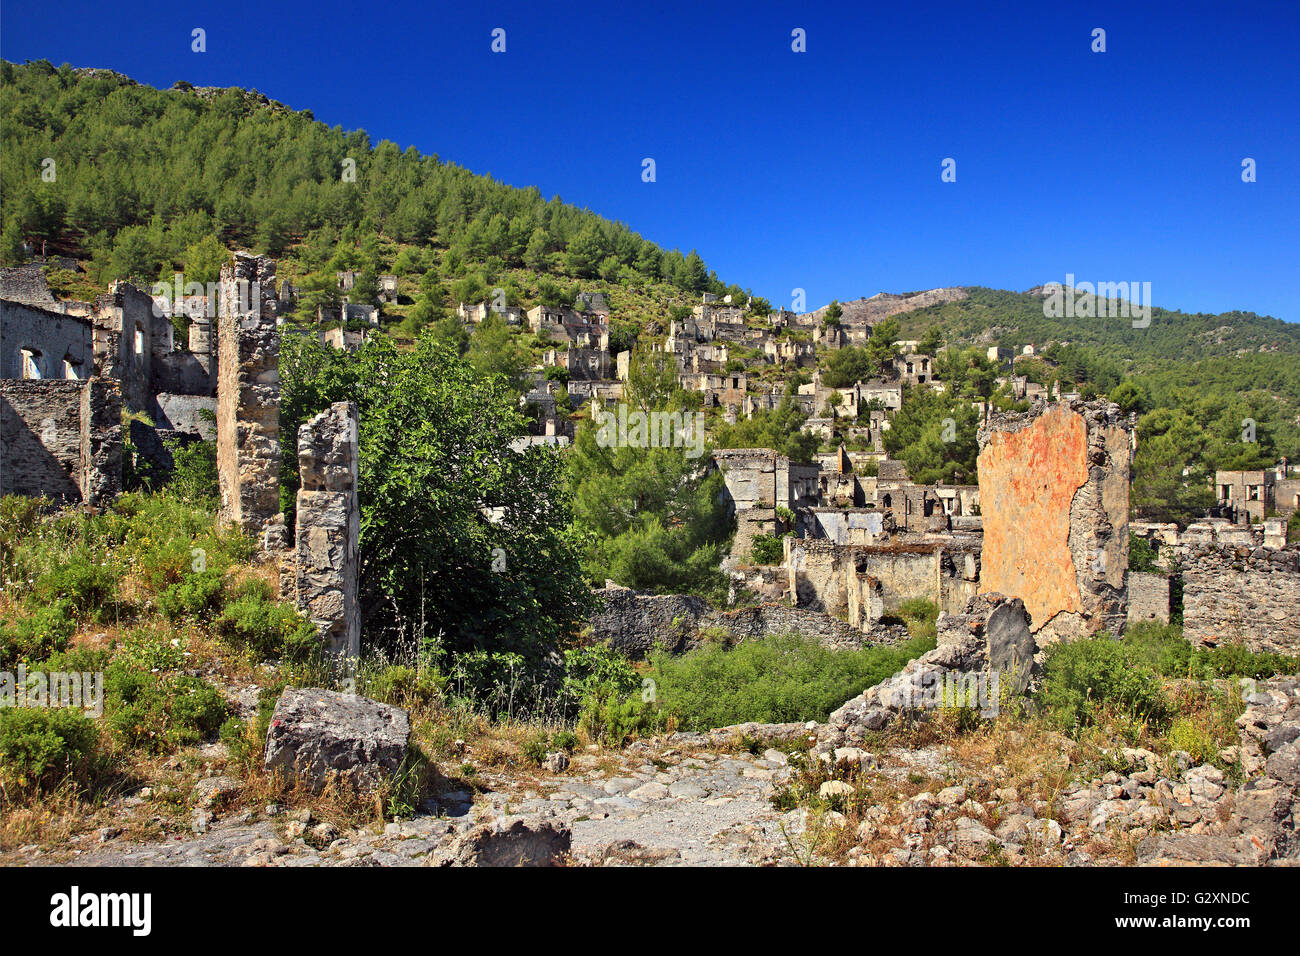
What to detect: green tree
<box><xmin>279</xmin><ymin>334</ymin><xmax>590</xmax><ymax>662</ymax></box>
<box><xmin>568</xmin><ymin>415</ymin><xmax>729</xmax><ymax>596</ymax></box>
<box><xmin>823</xmin><ymin>300</ymin><xmax>843</xmax><ymax>327</ymax></box>
<box><xmin>881</xmin><ymin>386</ymin><xmax>980</xmax><ymax>484</ymax></box>
<box><xmin>468</xmin><ymin>312</ymin><xmax>531</xmax><ymax>396</ymax></box>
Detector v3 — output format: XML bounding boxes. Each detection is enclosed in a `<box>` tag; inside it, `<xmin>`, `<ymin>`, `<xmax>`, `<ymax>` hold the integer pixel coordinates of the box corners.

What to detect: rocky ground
<box><xmin>11</xmin><ymin>736</ymin><xmax>806</xmax><ymax>867</ymax></box>
<box><xmin>6</xmin><ymin>678</ymin><xmax>1296</xmax><ymax>868</ymax></box>
<box><xmin>11</xmin><ymin>677</ymin><xmax>1297</xmax><ymax>866</ymax></box>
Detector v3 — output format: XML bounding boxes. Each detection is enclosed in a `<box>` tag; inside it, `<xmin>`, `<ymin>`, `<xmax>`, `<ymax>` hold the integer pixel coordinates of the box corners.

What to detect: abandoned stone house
<box><xmin>1215</xmin><ymin>466</ymin><xmax>1300</xmax><ymax>525</ymax></box>
<box><xmin>1</xmin><ymin>265</ymin><xmax>219</xmax><ymax>501</ymax></box>
<box><xmin>458</xmin><ymin>300</ymin><xmax>524</xmax><ymax>325</ymax></box>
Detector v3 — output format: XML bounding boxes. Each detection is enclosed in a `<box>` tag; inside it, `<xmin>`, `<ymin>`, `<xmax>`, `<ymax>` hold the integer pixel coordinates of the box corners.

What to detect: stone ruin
<box><xmin>0</xmin><ymin>376</ymin><xmax>122</xmax><ymax>505</ymax></box>
<box><xmin>3</xmin><ymin>252</ymin><xmax>362</xmax><ymax>661</ymax></box>
<box><xmin>216</xmin><ymin>252</ymin><xmax>281</xmax><ymax>535</ymax></box>
<box><xmin>821</xmin><ymin>592</ymin><xmax>1037</xmax><ymax>747</ymax></box>
<box><xmin>285</xmin><ymin>401</ymin><xmax>361</xmax><ymax>658</ymax></box>
<box><xmin>977</xmin><ymin>400</ymin><xmax>1132</xmax><ymax>646</ymax></box>
<box><xmin>1181</xmin><ymin>544</ymin><xmax>1300</xmax><ymax>656</ymax></box>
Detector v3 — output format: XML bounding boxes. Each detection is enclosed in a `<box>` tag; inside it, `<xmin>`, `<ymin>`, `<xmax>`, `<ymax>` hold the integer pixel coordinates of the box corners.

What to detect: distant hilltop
<box><xmin>802</xmin><ymin>288</ymin><xmax>969</xmax><ymax>325</ymax></box>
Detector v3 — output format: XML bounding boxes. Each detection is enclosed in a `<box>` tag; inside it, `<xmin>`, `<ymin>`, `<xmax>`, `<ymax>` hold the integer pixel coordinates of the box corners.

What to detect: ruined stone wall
<box><xmin>706</xmin><ymin>603</ymin><xmax>881</xmax><ymax>650</ymax></box>
<box><xmin>586</xmin><ymin>584</ymin><xmax>888</xmax><ymax>659</ymax></box>
<box><xmin>151</xmin><ymin>348</ymin><xmax>215</xmax><ymax>396</ymax></box>
<box><xmin>788</xmin><ymin>538</ymin><xmax>977</xmax><ymax>621</ymax></box>
<box><xmin>293</xmin><ymin>401</ymin><xmax>360</xmax><ymax>658</ymax></box>
<box><xmin>1182</xmin><ymin>545</ymin><xmax>1300</xmax><ymax>655</ymax></box>
<box><xmin>0</xmin><ymin>380</ymin><xmax>82</xmax><ymax>499</ymax></box>
<box><xmin>93</xmin><ymin>282</ymin><xmax>157</xmax><ymax>413</ymax></box>
<box><xmin>730</xmin><ymin>508</ymin><xmax>780</xmax><ymax>564</ymax></box>
<box><xmin>810</xmin><ymin>508</ymin><xmax>884</xmax><ymax>545</ymax></box>
<box><xmin>1</xmin><ymin>300</ymin><xmax>94</xmax><ymax>379</ymax></box>
<box><xmin>714</xmin><ymin>448</ymin><xmax>778</xmax><ymax>510</ymax></box>
<box><xmin>1127</xmin><ymin>572</ymin><xmax>1172</xmax><ymax>626</ymax></box>
<box><xmin>0</xmin><ymin>378</ymin><xmax>121</xmax><ymax>504</ymax></box>
<box><xmin>977</xmin><ymin>400</ymin><xmax>1131</xmax><ymax>644</ymax></box>
<box><xmin>587</xmin><ymin>586</ymin><xmax>711</xmax><ymax>658</ymax></box>
<box><xmin>217</xmin><ymin>254</ymin><xmax>281</xmax><ymax>534</ymax></box>
<box><xmin>78</xmin><ymin>378</ymin><xmax>122</xmax><ymax>506</ymax></box>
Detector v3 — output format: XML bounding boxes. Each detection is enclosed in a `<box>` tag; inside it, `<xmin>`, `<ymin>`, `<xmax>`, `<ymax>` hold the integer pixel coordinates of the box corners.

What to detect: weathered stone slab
<box><xmin>262</xmin><ymin>687</ymin><xmax>409</xmax><ymax>793</ymax></box>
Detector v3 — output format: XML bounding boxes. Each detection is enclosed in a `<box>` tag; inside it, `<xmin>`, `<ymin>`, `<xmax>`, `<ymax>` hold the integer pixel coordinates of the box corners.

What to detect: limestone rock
<box><xmin>262</xmin><ymin>687</ymin><xmax>410</xmax><ymax>793</ymax></box>
<box><xmin>438</xmin><ymin>815</ymin><xmax>571</xmax><ymax>867</ymax></box>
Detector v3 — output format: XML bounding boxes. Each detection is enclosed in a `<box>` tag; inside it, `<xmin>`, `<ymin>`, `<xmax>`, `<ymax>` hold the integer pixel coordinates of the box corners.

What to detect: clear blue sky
<box><xmin>3</xmin><ymin>0</ymin><xmax>1297</xmax><ymax>320</ymax></box>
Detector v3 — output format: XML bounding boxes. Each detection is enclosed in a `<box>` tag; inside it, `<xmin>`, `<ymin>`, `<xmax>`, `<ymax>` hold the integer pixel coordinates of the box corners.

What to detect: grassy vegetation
<box><xmin>647</xmin><ymin>633</ymin><xmax>936</xmax><ymax>731</ymax></box>
<box><xmin>769</xmin><ymin>620</ymin><xmax>1299</xmax><ymax>864</ymax></box>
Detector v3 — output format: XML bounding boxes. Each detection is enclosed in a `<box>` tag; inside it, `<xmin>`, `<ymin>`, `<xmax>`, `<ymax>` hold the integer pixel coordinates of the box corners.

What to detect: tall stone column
<box><xmin>294</xmin><ymin>401</ymin><xmax>361</xmax><ymax>658</ymax></box>
<box><xmin>977</xmin><ymin>400</ymin><xmax>1132</xmax><ymax>645</ymax></box>
<box><xmin>78</xmin><ymin>377</ymin><xmax>122</xmax><ymax>506</ymax></box>
<box><xmin>216</xmin><ymin>253</ymin><xmax>281</xmax><ymax>534</ymax></box>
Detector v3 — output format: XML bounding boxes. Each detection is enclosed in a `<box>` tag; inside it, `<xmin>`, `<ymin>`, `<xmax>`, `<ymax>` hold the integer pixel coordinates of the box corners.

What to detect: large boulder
<box><xmin>263</xmin><ymin>687</ymin><xmax>410</xmax><ymax>793</ymax></box>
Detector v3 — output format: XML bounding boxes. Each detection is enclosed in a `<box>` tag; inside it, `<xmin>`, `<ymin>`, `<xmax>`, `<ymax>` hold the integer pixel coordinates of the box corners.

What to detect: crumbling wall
<box><xmin>587</xmin><ymin>583</ymin><xmax>888</xmax><ymax>659</ymax></box>
<box><xmin>0</xmin><ymin>378</ymin><xmax>121</xmax><ymax>504</ymax></box>
<box><xmin>217</xmin><ymin>253</ymin><xmax>281</xmax><ymax>534</ymax></box>
<box><xmin>587</xmin><ymin>586</ymin><xmax>710</xmax><ymax>657</ymax></box>
<box><xmin>0</xmin><ymin>380</ymin><xmax>82</xmax><ymax>499</ymax></box>
<box><xmin>730</xmin><ymin>508</ymin><xmax>780</xmax><ymax>564</ymax></box>
<box><xmin>787</xmin><ymin>538</ymin><xmax>977</xmax><ymax>621</ymax></box>
<box><xmin>977</xmin><ymin>401</ymin><xmax>1130</xmax><ymax>644</ymax></box>
<box><xmin>78</xmin><ymin>378</ymin><xmax>122</xmax><ymax>506</ymax></box>
<box><xmin>1</xmin><ymin>300</ymin><xmax>94</xmax><ymax>379</ymax></box>
<box><xmin>293</xmin><ymin>401</ymin><xmax>360</xmax><ymax>658</ymax></box>
<box><xmin>1182</xmin><ymin>546</ymin><xmax>1300</xmax><ymax>655</ymax></box>
<box><xmin>1127</xmin><ymin>572</ymin><xmax>1172</xmax><ymax>626</ymax></box>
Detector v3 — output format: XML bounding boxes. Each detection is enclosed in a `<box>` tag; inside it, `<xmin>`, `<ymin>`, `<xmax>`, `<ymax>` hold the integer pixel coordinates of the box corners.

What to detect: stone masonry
<box><xmin>0</xmin><ymin>377</ymin><xmax>121</xmax><ymax>505</ymax></box>
<box><xmin>977</xmin><ymin>400</ymin><xmax>1131</xmax><ymax>646</ymax></box>
<box><xmin>1182</xmin><ymin>545</ymin><xmax>1300</xmax><ymax>655</ymax></box>
<box><xmin>217</xmin><ymin>253</ymin><xmax>281</xmax><ymax>534</ymax></box>
<box><xmin>1126</xmin><ymin>571</ymin><xmax>1172</xmax><ymax>626</ymax></box>
<box><xmin>293</xmin><ymin>401</ymin><xmax>361</xmax><ymax>657</ymax></box>
<box><xmin>587</xmin><ymin>582</ymin><xmax>880</xmax><ymax>659</ymax></box>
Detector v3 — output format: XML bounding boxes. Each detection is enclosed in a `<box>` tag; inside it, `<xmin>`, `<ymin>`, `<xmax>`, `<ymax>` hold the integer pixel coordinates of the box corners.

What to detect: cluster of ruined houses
<box><xmin>700</xmin><ymin>400</ymin><xmax>1300</xmax><ymax>659</ymax></box>
<box><xmin>1</xmin><ymin>254</ymin><xmax>361</xmax><ymax>658</ymax></box>
<box><xmin>5</xmin><ymin>258</ymin><xmax>1298</xmax><ymax>664</ymax></box>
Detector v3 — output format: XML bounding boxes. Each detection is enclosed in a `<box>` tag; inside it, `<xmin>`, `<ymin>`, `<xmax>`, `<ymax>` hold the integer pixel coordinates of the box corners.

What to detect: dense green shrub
<box><xmin>1128</xmin><ymin>534</ymin><xmax>1160</xmax><ymax>572</ymax></box>
<box><xmin>0</xmin><ymin>707</ymin><xmax>100</xmax><ymax>796</ymax></box>
<box><xmin>749</xmin><ymin>533</ymin><xmax>786</xmax><ymax>565</ymax></box>
<box><xmin>1037</xmin><ymin>636</ymin><xmax>1169</xmax><ymax>731</ymax></box>
<box><xmin>577</xmin><ymin>687</ymin><xmax>664</xmax><ymax>747</ymax></box>
<box><xmin>1120</xmin><ymin>622</ymin><xmax>1298</xmax><ymax>680</ymax></box>
<box><xmin>156</xmin><ymin>568</ymin><xmax>226</xmax><ymax>622</ymax></box>
<box><xmin>29</xmin><ymin>547</ymin><xmax>119</xmax><ymax>620</ymax></box>
<box><xmin>161</xmin><ymin>436</ymin><xmax>218</xmax><ymax>506</ymax></box>
<box><xmin>0</xmin><ymin>600</ymin><xmax>76</xmax><ymax>667</ymax></box>
<box><xmin>103</xmin><ymin>666</ymin><xmax>229</xmax><ymax>753</ymax></box>
<box><xmin>647</xmin><ymin>633</ymin><xmax>936</xmax><ymax>731</ymax></box>
<box><xmin>214</xmin><ymin>580</ymin><xmax>319</xmax><ymax>661</ymax></box>
<box><xmin>562</xmin><ymin>643</ymin><xmax>640</xmax><ymax>704</ymax></box>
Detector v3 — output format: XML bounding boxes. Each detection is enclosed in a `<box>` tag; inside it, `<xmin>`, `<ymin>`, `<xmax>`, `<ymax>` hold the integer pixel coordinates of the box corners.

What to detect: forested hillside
<box><xmin>0</xmin><ymin>60</ymin><xmax>742</xmax><ymax>317</ymax></box>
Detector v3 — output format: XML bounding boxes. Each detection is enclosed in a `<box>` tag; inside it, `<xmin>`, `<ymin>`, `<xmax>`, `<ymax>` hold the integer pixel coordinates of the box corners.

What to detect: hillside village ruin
<box><xmin>3</xmin><ymin>254</ymin><xmax>1298</xmax><ymax>669</ymax></box>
